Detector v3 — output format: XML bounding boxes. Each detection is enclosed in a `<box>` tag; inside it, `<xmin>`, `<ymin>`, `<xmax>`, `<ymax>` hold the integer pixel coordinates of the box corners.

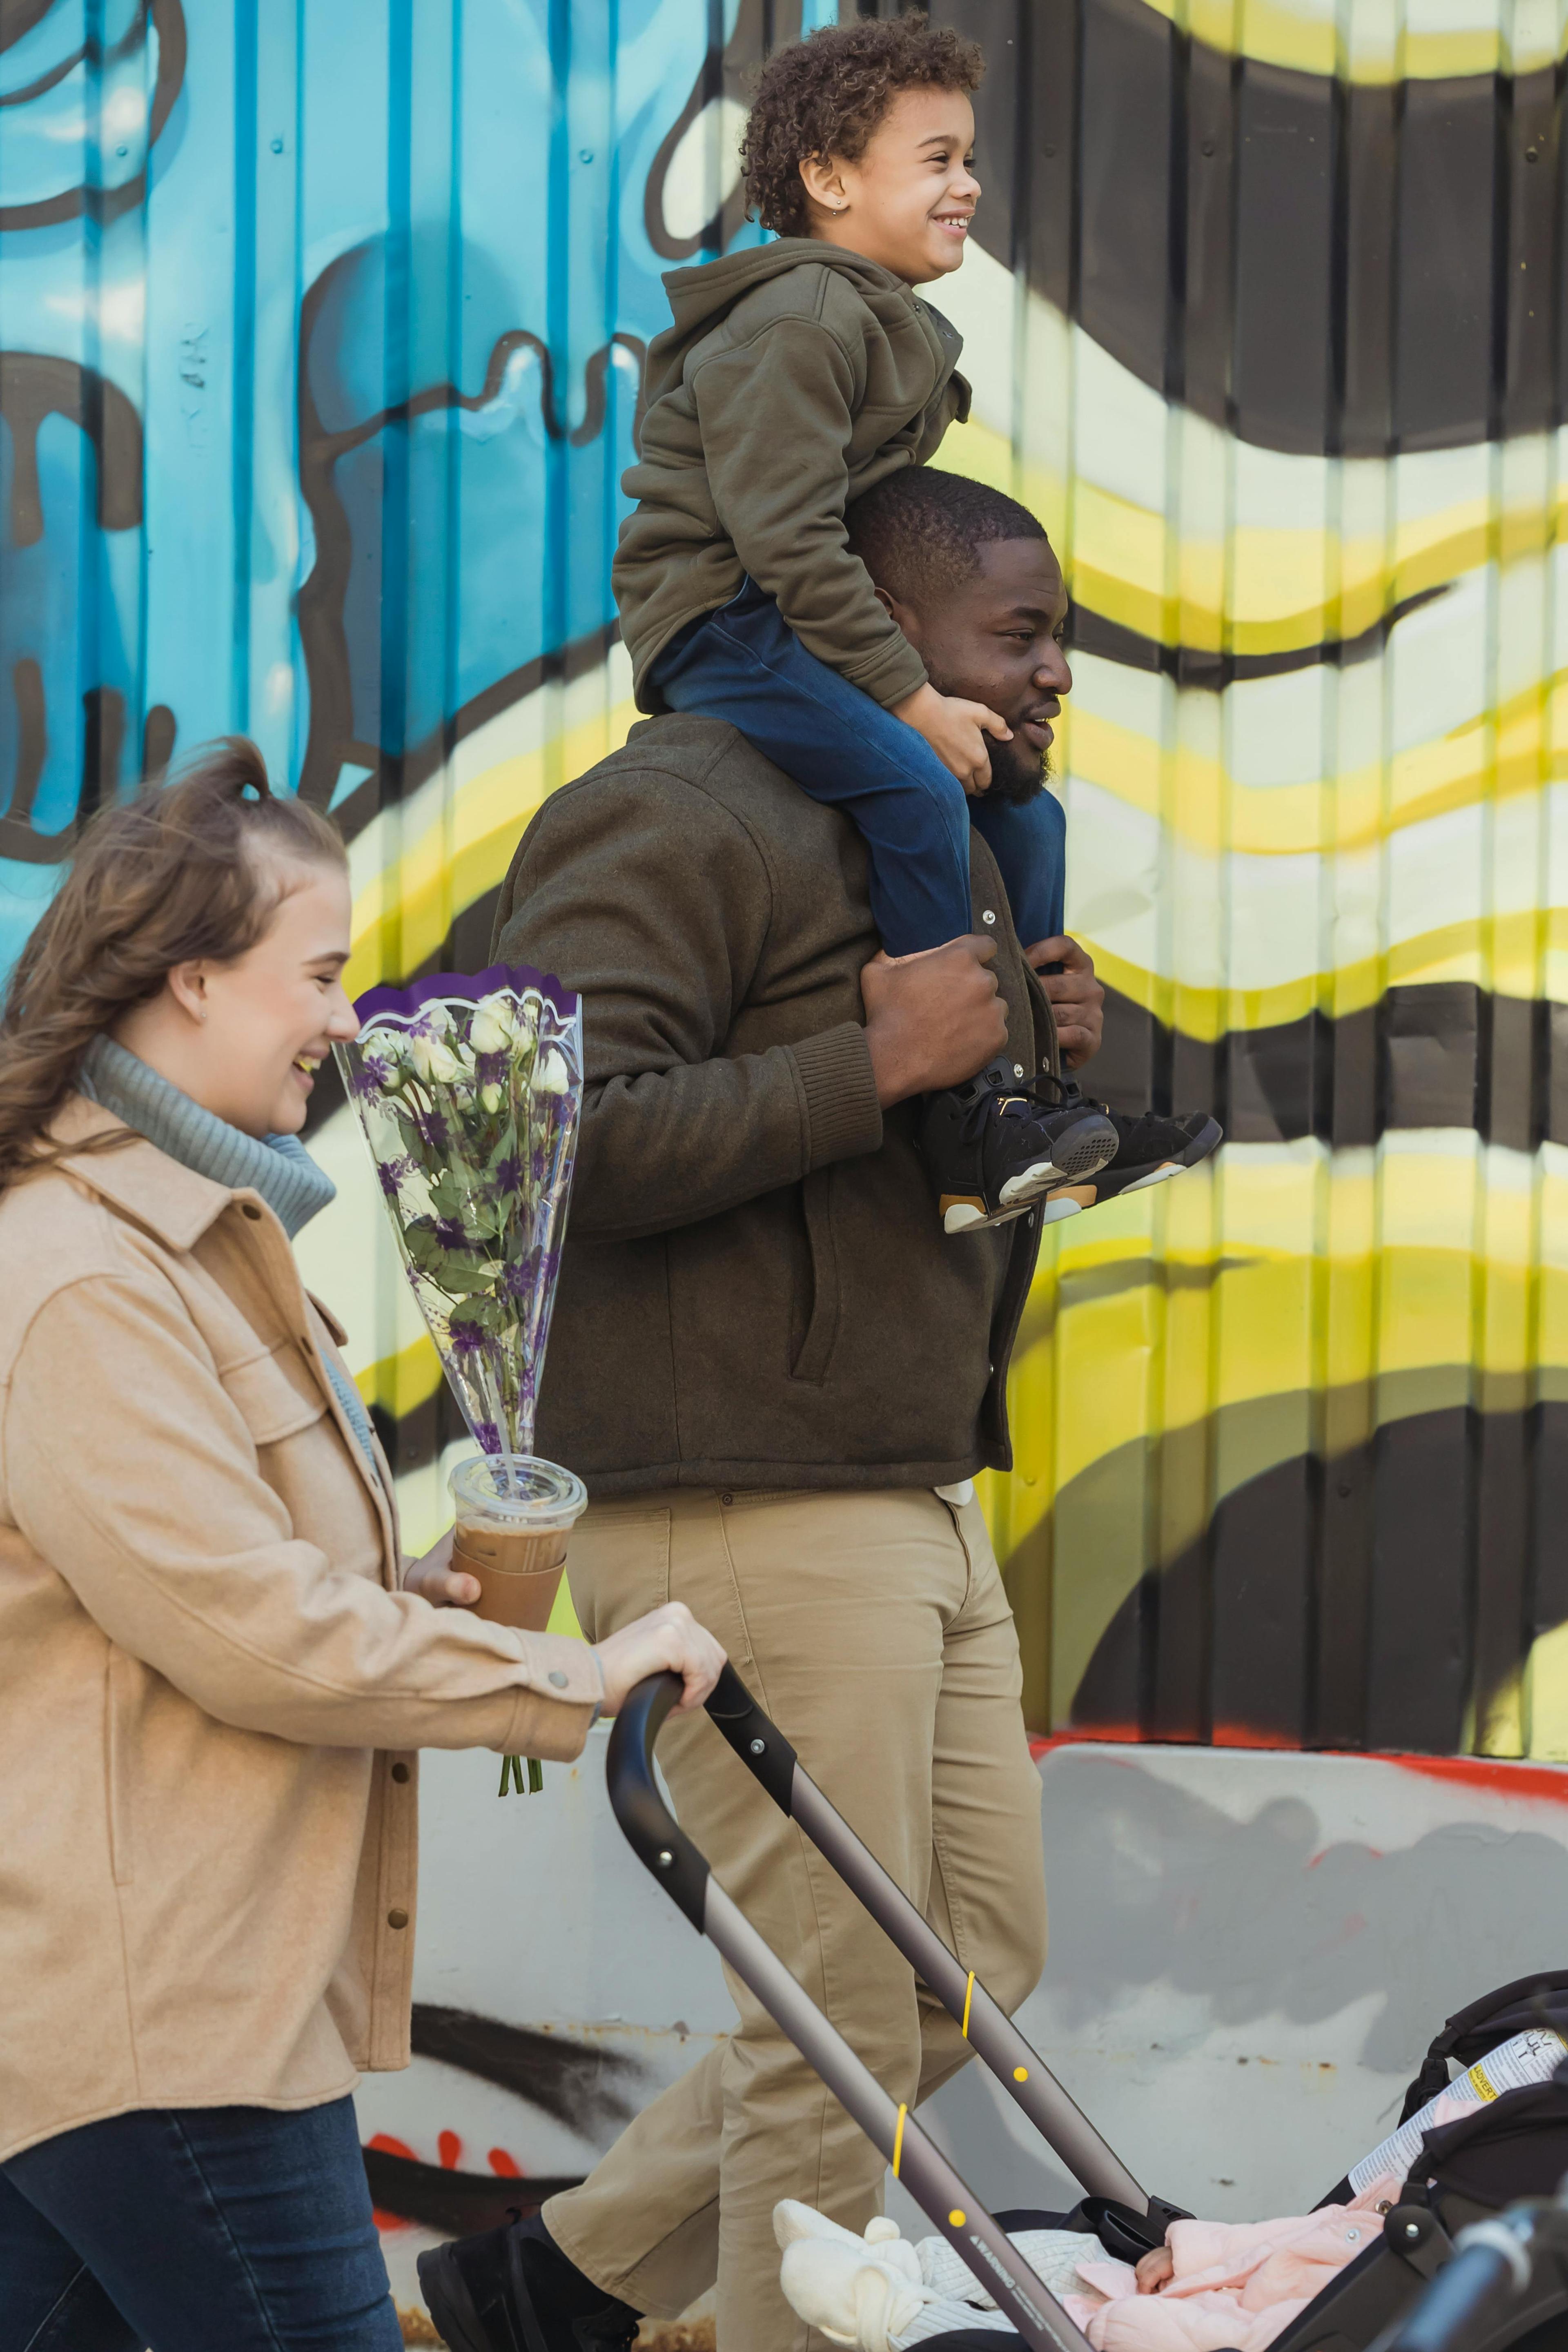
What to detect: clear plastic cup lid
<box><xmin>449</xmin><ymin>1452</ymin><xmax>587</xmax><ymax>1528</ymax></box>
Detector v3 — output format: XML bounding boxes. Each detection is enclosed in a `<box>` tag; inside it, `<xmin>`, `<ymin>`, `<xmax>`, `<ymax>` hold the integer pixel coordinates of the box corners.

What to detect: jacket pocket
<box><xmin>788</xmin><ymin>1169</ymin><xmax>841</xmax><ymax>1385</ymax></box>
<box><xmin>105</xmin><ymin>1648</ymin><xmax>138</xmax><ymax>1887</ymax></box>
<box><xmin>220</xmin><ymin>1341</ymin><xmax>329</xmax><ymax>1446</ymax></box>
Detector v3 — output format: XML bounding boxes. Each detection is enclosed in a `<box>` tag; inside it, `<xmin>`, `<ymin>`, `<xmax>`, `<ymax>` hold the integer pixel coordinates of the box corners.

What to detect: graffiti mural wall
<box><xmin>4</xmin><ymin>0</ymin><xmax>1568</xmax><ymax>1777</ymax></box>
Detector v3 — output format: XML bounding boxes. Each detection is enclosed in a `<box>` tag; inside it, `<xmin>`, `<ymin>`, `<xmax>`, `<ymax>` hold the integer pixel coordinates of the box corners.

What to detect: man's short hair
<box><xmin>741</xmin><ymin>15</ymin><xmax>985</xmax><ymax>240</ymax></box>
<box><xmin>845</xmin><ymin>468</ymin><xmax>1048</xmax><ymax>609</ymax></box>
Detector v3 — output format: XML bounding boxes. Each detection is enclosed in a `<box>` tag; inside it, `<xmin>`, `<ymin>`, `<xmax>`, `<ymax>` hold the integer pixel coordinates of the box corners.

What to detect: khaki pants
<box><xmin>545</xmin><ymin>1485</ymin><xmax>1047</xmax><ymax>2352</ymax></box>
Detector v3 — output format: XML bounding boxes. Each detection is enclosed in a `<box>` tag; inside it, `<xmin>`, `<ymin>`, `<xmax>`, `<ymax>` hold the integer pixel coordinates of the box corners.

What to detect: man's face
<box><xmin>887</xmin><ymin>537</ymin><xmax>1071</xmax><ymax>802</ymax></box>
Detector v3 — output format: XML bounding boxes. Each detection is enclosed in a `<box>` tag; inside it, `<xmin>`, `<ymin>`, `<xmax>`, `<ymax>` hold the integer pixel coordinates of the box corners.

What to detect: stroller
<box><xmin>608</xmin><ymin>1667</ymin><xmax>1568</xmax><ymax>2352</ymax></box>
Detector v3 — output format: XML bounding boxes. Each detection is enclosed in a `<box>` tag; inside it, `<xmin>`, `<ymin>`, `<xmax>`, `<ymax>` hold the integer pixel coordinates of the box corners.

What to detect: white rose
<box><xmin>470</xmin><ymin>996</ymin><xmax>517</xmax><ymax>1057</ymax></box>
<box><xmin>360</xmin><ymin>1032</ymin><xmax>403</xmax><ymax>1089</ymax></box>
<box><xmin>480</xmin><ymin>1081</ymin><xmax>504</xmax><ymax>1113</ymax></box>
<box><xmin>408</xmin><ymin>1032</ymin><xmax>461</xmax><ymax>1085</ymax></box>
<box><xmin>531</xmin><ymin>1046</ymin><xmax>570</xmax><ymax>1095</ymax></box>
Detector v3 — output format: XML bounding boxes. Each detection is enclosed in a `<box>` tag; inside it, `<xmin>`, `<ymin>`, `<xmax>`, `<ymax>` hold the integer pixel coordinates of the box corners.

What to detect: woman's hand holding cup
<box><xmin>403</xmin><ymin>1528</ymin><xmax>481</xmax><ymax>1610</ymax></box>
<box><xmin>593</xmin><ymin>1602</ymin><xmax>726</xmax><ymax>1716</ymax></box>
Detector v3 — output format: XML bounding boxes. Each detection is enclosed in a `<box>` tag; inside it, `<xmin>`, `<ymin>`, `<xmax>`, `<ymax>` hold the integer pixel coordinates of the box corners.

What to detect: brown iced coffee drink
<box><xmin>448</xmin><ymin>1453</ymin><xmax>587</xmax><ymax>1633</ymax></box>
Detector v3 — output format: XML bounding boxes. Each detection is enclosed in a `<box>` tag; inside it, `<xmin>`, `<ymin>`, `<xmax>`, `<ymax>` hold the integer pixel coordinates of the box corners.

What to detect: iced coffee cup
<box><xmin>448</xmin><ymin>1453</ymin><xmax>587</xmax><ymax>1633</ymax></box>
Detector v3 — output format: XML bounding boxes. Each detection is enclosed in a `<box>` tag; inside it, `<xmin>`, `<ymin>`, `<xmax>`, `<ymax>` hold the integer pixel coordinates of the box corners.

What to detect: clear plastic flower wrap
<box><xmin>335</xmin><ymin>964</ymin><xmax>589</xmax><ymax>1796</ymax></box>
<box><xmin>335</xmin><ymin>962</ymin><xmax>583</xmax><ymax>1460</ymax></box>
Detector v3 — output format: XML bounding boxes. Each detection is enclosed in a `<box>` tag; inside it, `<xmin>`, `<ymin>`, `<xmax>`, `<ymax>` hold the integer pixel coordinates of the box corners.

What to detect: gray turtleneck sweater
<box><xmin>79</xmin><ymin>1036</ymin><xmax>381</xmax><ymax>1482</ymax></box>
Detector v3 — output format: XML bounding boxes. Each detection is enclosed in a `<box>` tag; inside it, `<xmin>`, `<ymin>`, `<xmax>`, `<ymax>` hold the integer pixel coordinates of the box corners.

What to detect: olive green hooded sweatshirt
<box><xmin>614</xmin><ymin>238</ymin><xmax>970</xmax><ymax>715</ymax></box>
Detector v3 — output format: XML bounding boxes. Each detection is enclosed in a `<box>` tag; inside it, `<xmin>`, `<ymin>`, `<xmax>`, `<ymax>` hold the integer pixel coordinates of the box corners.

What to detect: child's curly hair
<box><xmin>740</xmin><ymin>15</ymin><xmax>985</xmax><ymax>241</ymax></box>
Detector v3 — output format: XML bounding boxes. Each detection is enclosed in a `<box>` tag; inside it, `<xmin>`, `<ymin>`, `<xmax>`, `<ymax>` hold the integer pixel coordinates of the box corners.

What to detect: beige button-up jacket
<box><xmin>0</xmin><ymin>1099</ymin><xmax>602</xmax><ymax>2165</ymax></box>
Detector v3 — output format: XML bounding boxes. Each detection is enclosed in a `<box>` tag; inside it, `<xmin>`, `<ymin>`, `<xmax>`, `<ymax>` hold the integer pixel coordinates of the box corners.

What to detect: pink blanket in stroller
<box><xmin>1067</xmin><ymin>2189</ymin><xmax>1398</xmax><ymax>2352</ymax></box>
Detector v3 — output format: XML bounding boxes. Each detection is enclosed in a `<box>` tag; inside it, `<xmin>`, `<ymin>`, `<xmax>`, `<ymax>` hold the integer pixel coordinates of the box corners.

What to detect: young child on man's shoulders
<box><xmin>615</xmin><ymin>14</ymin><xmax>1220</xmax><ymax>1233</ymax></box>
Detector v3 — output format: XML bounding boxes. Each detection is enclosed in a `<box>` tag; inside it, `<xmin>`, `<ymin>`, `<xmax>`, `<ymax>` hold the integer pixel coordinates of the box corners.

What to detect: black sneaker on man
<box><xmin>918</xmin><ymin>1062</ymin><xmax>1118</xmax><ymax>1235</ymax></box>
<box><xmin>1039</xmin><ymin>1109</ymin><xmax>1222</xmax><ymax>1219</ymax></box>
<box><xmin>417</xmin><ymin>2209</ymin><xmax>641</xmax><ymax>2352</ymax></box>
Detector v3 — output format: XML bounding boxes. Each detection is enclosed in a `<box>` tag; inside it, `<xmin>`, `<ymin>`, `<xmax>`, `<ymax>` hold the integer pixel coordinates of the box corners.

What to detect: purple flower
<box><xmin>448</xmin><ymin>1316</ymin><xmax>486</xmax><ymax>1357</ymax></box>
<box><xmin>473</xmin><ymin>1419</ymin><xmax>502</xmax><ymax>1453</ymax></box>
<box><xmin>417</xmin><ymin>1110</ymin><xmax>450</xmax><ymax>1153</ymax></box>
<box><xmin>376</xmin><ymin>1156</ymin><xmax>411</xmax><ymax>1198</ymax></box>
<box><xmin>494</xmin><ymin>1154</ymin><xmax>523</xmax><ymax>1194</ymax></box>
<box><xmin>434</xmin><ymin>1217</ymin><xmax>470</xmax><ymax>1250</ymax></box>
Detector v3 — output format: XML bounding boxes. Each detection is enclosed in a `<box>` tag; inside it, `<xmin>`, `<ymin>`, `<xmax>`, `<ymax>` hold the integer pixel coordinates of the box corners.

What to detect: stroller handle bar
<box><xmin>1383</xmin><ymin>2201</ymin><xmax>1564</xmax><ymax>2352</ymax></box>
<box><xmin>702</xmin><ymin>1660</ymin><xmax>1147</xmax><ymax>2212</ymax></box>
<box><xmin>608</xmin><ymin>1670</ymin><xmax>1100</xmax><ymax>2352</ymax></box>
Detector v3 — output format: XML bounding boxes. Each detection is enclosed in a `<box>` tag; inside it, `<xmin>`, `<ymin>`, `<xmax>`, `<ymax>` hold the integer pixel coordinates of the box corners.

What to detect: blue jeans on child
<box><xmin>651</xmin><ymin>579</ymin><xmax>1065</xmax><ymax>958</ymax></box>
<box><xmin>0</xmin><ymin>2098</ymin><xmax>402</xmax><ymax>2352</ymax></box>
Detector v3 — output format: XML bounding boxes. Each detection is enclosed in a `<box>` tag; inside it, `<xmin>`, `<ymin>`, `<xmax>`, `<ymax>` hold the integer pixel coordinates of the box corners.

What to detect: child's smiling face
<box><xmin>800</xmin><ymin>88</ymin><xmax>979</xmax><ymax>287</ymax></box>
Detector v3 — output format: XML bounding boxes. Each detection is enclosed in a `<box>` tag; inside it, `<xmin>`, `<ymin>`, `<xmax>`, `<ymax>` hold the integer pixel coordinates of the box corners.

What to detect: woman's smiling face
<box><xmin>115</xmin><ymin>857</ymin><xmax>360</xmax><ymax>1138</ymax></box>
<box><xmin>199</xmin><ymin>861</ymin><xmax>360</xmax><ymax>1136</ymax></box>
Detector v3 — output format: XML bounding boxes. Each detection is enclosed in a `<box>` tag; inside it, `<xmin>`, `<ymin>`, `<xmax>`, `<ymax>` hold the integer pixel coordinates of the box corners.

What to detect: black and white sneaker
<box><xmin>417</xmin><ymin>2209</ymin><xmax>641</xmax><ymax>2352</ymax></box>
<box><xmin>1039</xmin><ymin>1109</ymin><xmax>1223</xmax><ymax>1220</ymax></box>
<box><xmin>918</xmin><ymin>1062</ymin><xmax>1118</xmax><ymax>1235</ymax></box>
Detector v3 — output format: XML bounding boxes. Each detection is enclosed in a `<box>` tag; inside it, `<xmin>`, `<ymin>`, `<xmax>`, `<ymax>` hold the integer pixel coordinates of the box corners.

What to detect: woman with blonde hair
<box><xmin>0</xmin><ymin>738</ymin><xmax>724</xmax><ymax>2352</ymax></box>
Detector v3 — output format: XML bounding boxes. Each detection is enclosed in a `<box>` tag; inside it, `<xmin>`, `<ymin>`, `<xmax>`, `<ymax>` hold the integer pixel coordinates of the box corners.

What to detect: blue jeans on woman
<box><xmin>0</xmin><ymin>2097</ymin><xmax>401</xmax><ymax>2351</ymax></box>
<box><xmin>652</xmin><ymin>579</ymin><xmax>1065</xmax><ymax>958</ymax></box>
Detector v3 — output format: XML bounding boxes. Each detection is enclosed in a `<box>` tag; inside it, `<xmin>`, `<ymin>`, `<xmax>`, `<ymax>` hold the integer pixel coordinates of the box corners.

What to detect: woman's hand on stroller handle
<box><xmin>593</xmin><ymin>1603</ymin><xmax>726</xmax><ymax>1717</ymax></box>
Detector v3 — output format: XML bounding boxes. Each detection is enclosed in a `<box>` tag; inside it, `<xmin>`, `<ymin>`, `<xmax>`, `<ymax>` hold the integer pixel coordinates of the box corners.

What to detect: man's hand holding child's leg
<box><xmin>1025</xmin><ymin>934</ymin><xmax>1105</xmax><ymax>1070</ymax></box>
<box><xmin>860</xmin><ymin>935</ymin><xmax>1009</xmax><ymax>1106</ymax></box>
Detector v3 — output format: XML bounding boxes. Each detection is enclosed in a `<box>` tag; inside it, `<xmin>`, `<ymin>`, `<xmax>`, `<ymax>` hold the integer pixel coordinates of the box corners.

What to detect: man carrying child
<box><xmin>420</xmin><ymin>18</ymin><xmax>1217</xmax><ymax>2352</ymax></box>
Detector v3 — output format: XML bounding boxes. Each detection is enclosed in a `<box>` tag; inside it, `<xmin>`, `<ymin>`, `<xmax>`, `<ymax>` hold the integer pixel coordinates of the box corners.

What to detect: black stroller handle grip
<box><xmin>605</xmin><ymin>1670</ymin><xmax>711</xmax><ymax>1931</ymax></box>
<box><xmin>701</xmin><ymin>1663</ymin><xmax>1150</xmax><ymax>2214</ymax></box>
<box><xmin>608</xmin><ymin>1671</ymin><xmax>1098</xmax><ymax>2352</ymax></box>
<box><xmin>705</xmin><ymin>1658</ymin><xmax>800</xmax><ymax>1811</ymax></box>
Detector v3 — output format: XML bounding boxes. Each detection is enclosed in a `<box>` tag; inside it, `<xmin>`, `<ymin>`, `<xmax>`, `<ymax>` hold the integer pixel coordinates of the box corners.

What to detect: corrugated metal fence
<box><xmin>2</xmin><ymin>0</ymin><xmax>1565</xmax><ymax>1758</ymax></box>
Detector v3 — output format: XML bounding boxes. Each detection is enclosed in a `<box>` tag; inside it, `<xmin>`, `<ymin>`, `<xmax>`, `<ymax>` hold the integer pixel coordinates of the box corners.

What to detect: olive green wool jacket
<box><xmin>613</xmin><ymin>241</ymin><xmax>970</xmax><ymax>715</ymax></box>
<box><xmin>492</xmin><ymin>716</ymin><xmax>1057</xmax><ymax>1497</ymax></box>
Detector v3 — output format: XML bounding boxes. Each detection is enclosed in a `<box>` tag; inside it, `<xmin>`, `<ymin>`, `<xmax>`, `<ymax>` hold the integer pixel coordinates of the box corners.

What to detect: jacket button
<box><xmin>1013</xmin><ymin>1063</ymin><xmax>1025</xmax><ymax>1078</ymax></box>
<box><xmin>981</xmin><ymin>910</ymin><xmax>996</xmax><ymax>926</ymax></box>
<box><xmin>391</xmin><ymin>1762</ymin><xmax>410</xmax><ymax>1783</ymax></box>
<box><xmin>719</xmin><ymin>1491</ymin><xmax>734</xmax><ymax>1507</ymax></box>
<box><xmin>387</xmin><ymin>1908</ymin><xmax>409</xmax><ymax>1929</ymax></box>
<box><xmin>548</xmin><ymin>1670</ymin><xmax>568</xmax><ymax>1688</ymax></box>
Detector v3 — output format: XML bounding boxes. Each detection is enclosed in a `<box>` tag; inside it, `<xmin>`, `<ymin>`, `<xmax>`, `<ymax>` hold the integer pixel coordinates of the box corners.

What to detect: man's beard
<box><xmin>925</xmin><ymin>668</ymin><xmax>1049</xmax><ymax>804</ymax></box>
<box><xmin>984</xmin><ymin>735</ymin><xmax>1051</xmax><ymax>804</ymax></box>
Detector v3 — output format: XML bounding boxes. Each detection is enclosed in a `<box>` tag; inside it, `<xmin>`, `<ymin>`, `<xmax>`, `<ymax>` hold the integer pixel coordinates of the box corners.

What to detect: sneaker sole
<box><xmin>1119</xmin><ymin>1158</ymin><xmax>1184</xmax><ymax>1194</ymax></box>
<box><xmin>943</xmin><ymin>1187</ymin><xmax>1090</xmax><ymax>1235</ymax></box>
<box><xmin>1050</xmin><ymin>1113</ymin><xmax>1120</xmax><ymax>1180</ymax></box>
<box><xmin>1042</xmin><ymin>1117</ymin><xmax>1225</xmax><ymax>1214</ymax></box>
<box><xmin>985</xmin><ymin>1121</ymin><xmax>1118</xmax><ymax>1209</ymax></box>
<box><xmin>416</xmin><ymin>2245</ymin><xmax>499</xmax><ymax>2352</ymax></box>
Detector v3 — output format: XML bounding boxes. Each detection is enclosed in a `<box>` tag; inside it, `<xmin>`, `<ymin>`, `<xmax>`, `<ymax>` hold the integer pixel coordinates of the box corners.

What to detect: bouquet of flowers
<box><xmin>337</xmin><ymin>962</ymin><xmax>582</xmax><ymax>1457</ymax></box>
<box><xmin>336</xmin><ymin>963</ymin><xmax>587</xmax><ymax>1796</ymax></box>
